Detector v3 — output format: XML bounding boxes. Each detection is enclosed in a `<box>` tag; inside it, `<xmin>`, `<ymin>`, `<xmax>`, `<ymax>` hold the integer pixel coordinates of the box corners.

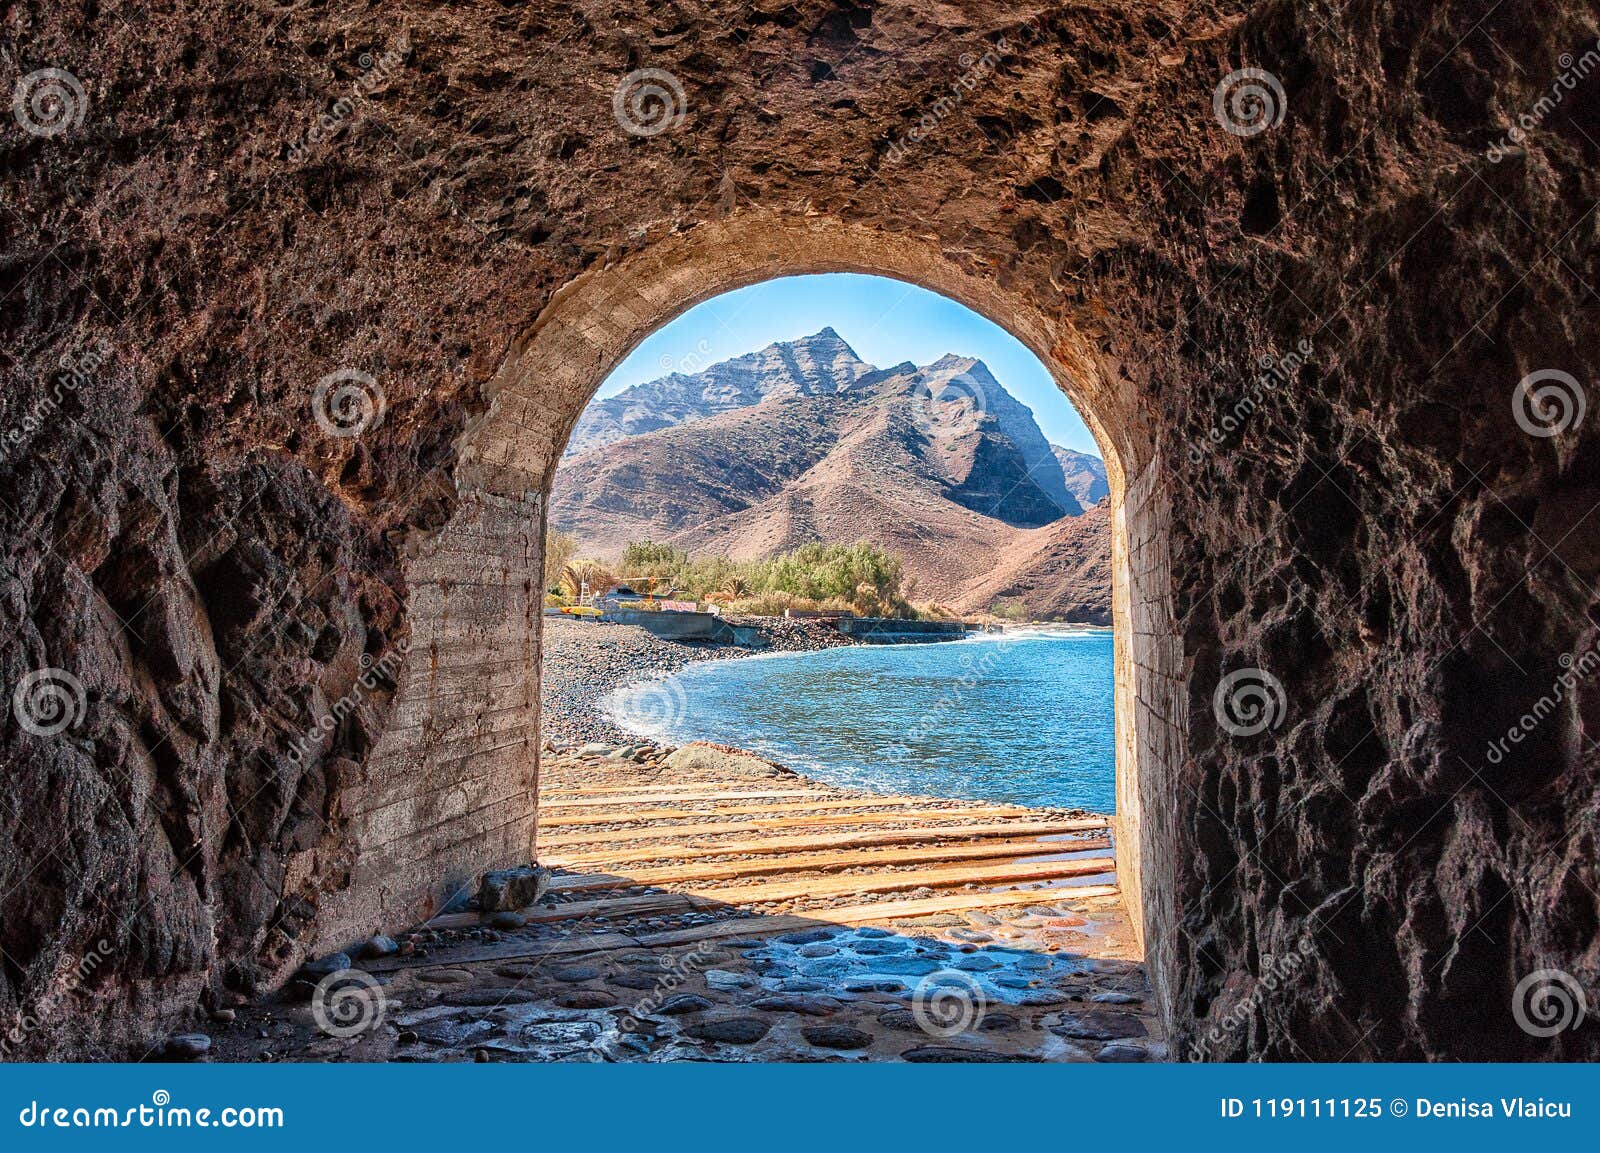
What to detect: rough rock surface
<box><xmin>1</xmin><ymin>0</ymin><xmax>1597</xmax><ymax>1060</ymax></box>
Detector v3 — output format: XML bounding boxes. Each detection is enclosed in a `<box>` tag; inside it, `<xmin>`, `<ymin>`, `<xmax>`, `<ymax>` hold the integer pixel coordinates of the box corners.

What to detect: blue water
<box><xmin>606</xmin><ymin>629</ymin><xmax>1116</xmax><ymax>812</ymax></box>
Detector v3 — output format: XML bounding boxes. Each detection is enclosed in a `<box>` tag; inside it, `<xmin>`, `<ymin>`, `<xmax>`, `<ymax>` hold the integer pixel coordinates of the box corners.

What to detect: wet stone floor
<box><xmin>212</xmin><ymin>898</ymin><xmax>1162</xmax><ymax>1063</ymax></box>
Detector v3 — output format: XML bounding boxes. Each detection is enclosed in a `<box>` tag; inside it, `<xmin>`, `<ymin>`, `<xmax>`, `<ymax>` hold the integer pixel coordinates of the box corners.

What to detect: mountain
<box><xmin>565</xmin><ymin>327</ymin><xmax>874</xmax><ymax>457</ymax></box>
<box><xmin>553</xmin><ymin>330</ymin><xmax>1110</xmax><ymax>620</ymax></box>
<box><xmin>1052</xmin><ymin>446</ymin><xmax>1110</xmax><ymax>507</ymax></box>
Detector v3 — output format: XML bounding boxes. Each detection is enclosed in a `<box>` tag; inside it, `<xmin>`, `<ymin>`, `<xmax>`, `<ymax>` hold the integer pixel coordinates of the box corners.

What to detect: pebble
<box><xmin>705</xmin><ymin>969</ymin><xmax>758</xmax><ymax>990</ymax></box>
<box><xmin>559</xmin><ymin>990</ymin><xmax>618</xmax><ymax>1009</ymax></box>
<box><xmin>901</xmin><ymin>1045</ymin><xmax>1038</xmax><ymax>1063</ymax></box>
<box><xmin>1094</xmin><ymin>1041</ymin><xmax>1150</xmax><ymax>1062</ymax></box>
<box><xmin>609</xmin><ymin>971</ymin><xmax>668</xmax><ymax>990</ymax></box>
<box><xmin>777</xmin><ymin>928</ymin><xmax>838</xmax><ymax>945</ymax></box>
<box><xmin>1090</xmin><ymin>991</ymin><xmax>1143</xmax><ymax>1006</ymax></box>
<box><xmin>489</xmin><ymin>911</ymin><xmax>528</xmax><ymax>929</ymax></box>
<box><xmin>949</xmin><ymin>929</ymin><xmax>994</xmax><ymax>943</ymax></box>
<box><xmin>441</xmin><ymin>989</ymin><xmax>544</xmax><ymax>1007</ymax></box>
<box><xmin>1051</xmin><ymin>1011</ymin><xmax>1148</xmax><ymax>1041</ymax></box>
<box><xmin>299</xmin><ymin>952</ymin><xmax>353</xmax><ymax>978</ymax></box>
<box><xmin>797</xmin><ymin>943</ymin><xmax>839</xmax><ymax>958</ymax></box>
<box><xmin>361</xmin><ymin>935</ymin><xmax>400</xmax><ymax>959</ymax></box>
<box><xmin>656</xmin><ymin>994</ymin><xmax>714</xmax><ymax>1015</ymax></box>
<box><xmin>801</xmin><ymin>1024</ymin><xmax>872</xmax><ymax>1050</ymax></box>
<box><xmin>750</xmin><ymin>994</ymin><xmax>840</xmax><ymax>1017</ymax></box>
<box><xmin>164</xmin><ymin>1033</ymin><xmax>212</xmax><ymax>1061</ymax></box>
<box><xmin>417</xmin><ymin>969</ymin><xmax>475</xmax><ymax>985</ymax></box>
<box><xmin>687</xmin><ymin>1017</ymin><xmax>772</xmax><ymax>1044</ymax></box>
<box><xmin>551</xmin><ymin>965</ymin><xmax>601</xmax><ymax>983</ymax></box>
<box><xmin>952</xmin><ymin>955</ymin><xmax>1001</xmax><ymax>972</ymax></box>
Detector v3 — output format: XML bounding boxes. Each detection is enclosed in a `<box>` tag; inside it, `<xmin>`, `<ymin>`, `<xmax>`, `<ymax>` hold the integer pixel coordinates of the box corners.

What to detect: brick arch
<box><xmin>345</xmin><ymin>210</ymin><xmax>1187</xmax><ymax>1028</ymax></box>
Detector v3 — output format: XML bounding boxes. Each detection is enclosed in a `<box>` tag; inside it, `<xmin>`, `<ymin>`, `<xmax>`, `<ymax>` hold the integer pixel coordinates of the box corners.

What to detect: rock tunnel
<box><xmin>1</xmin><ymin>0</ymin><xmax>1596</xmax><ymax>1060</ymax></box>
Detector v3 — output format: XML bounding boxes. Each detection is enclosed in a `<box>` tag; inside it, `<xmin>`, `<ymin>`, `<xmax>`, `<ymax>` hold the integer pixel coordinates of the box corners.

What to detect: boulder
<box><xmin>478</xmin><ymin>865</ymin><xmax>549</xmax><ymax>912</ymax></box>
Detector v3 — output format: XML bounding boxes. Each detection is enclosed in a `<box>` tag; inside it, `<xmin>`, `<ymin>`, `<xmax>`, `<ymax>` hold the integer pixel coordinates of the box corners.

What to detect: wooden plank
<box><xmin>684</xmin><ymin>856</ymin><xmax>1116</xmax><ymax>906</ymax></box>
<box><xmin>522</xmin><ymin>892</ymin><xmax>703</xmax><ymax>923</ymax></box>
<box><xmin>630</xmin><ymin>915</ymin><xmax>824</xmax><ymax>949</ymax></box>
<box><xmin>425</xmin><ymin>892</ymin><xmax>697</xmax><ymax>930</ymax></box>
<box><xmin>815</xmin><ymin>884</ymin><xmax>1122</xmax><ymax>924</ymax></box>
<box><xmin>538</xmin><ymin>795</ymin><xmax>1027</xmax><ymax>827</ymax></box>
<box><xmin>631</xmin><ymin>886</ymin><xmax>1122</xmax><ymax>944</ymax></box>
<box><xmin>541</xmin><ymin>819</ymin><xmax>1111</xmax><ymax>865</ymax></box>
<box><xmin>537</xmin><ymin>807</ymin><xmax>1071</xmax><ymax>848</ymax></box>
<box><xmin>545</xmin><ymin>837</ymin><xmax>1113</xmax><ymax>891</ymax></box>
<box><xmin>542</xmin><ymin>782</ymin><xmax>801</xmax><ymax>797</ymax></box>
<box><xmin>358</xmin><ymin>931</ymin><xmax>640</xmax><ymax>973</ymax></box>
<box><xmin>540</xmin><ymin>788</ymin><xmax>826</xmax><ymax>809</ymax></box>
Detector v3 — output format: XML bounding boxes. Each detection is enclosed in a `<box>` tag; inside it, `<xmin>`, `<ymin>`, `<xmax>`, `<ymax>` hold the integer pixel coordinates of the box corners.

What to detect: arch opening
<box><xmin>341</xmin><ymin>213</ymin><xmax>1189</xmax><ymax>1034</ymax></box>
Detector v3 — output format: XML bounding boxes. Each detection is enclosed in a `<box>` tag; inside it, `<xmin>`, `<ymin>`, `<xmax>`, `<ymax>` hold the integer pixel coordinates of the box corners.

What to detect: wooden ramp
<box><xmin>431</xmin><ymin>775</ymin><xmax>1123</xmax><ymax>937</ymax></box>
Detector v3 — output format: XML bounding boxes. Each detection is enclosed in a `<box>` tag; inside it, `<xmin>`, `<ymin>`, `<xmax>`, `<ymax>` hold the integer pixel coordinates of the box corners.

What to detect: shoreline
<box><xmin>540</xmin><ymin>614</ymin><xmax>854</xmax><ymax>748</ymax></box>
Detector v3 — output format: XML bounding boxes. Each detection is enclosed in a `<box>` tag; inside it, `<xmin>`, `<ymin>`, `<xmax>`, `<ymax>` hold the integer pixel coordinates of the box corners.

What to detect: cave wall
<box><xmin>2</xmin><ymin>0</ymin><xmax>1596</xmax><ymax>1059</ymax></box>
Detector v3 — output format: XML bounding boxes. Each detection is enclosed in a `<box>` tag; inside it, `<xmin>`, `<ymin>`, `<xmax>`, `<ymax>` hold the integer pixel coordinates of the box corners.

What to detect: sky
<box><xmin>592</xmin><ymin>273</ymin><xmax>1101</xmax><ymax>455</ymax></box>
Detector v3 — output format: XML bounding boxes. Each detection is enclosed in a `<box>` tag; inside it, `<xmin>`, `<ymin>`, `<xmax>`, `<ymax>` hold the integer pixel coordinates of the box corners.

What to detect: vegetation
<box><xmin>559</xmin><ymin>538</ymin><xmax>946</xmax><ymax>618</ymax></box>
<box><xmin>544</xmin><ymin>528</ymin><xmax>580</xmax><ymax>589</ymax></box>
<box><xmin>988</xmin><ymin>596</ymin><xmax>1032</xmax><ymax>622</ymax></box>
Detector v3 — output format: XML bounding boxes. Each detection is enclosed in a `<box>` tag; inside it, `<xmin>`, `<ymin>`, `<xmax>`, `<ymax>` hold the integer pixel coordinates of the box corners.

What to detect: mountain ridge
<box><xmin>555</xmin><ymin>329</ymin><xmax>1111</xmax><ymax>620</ymax></box>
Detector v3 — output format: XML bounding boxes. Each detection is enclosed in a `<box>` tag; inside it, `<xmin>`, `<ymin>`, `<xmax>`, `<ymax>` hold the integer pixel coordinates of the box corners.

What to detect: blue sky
<box><xmin>593</xmin><ymin>273</ymin><xmax>1101</xmax><ymax>455</ymax></box>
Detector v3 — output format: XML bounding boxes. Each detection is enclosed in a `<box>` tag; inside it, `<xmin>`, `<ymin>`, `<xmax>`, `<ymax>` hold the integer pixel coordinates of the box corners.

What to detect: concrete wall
<box><xmin>1115</xmin><ymin>450</ymin><xmax>1186</xmax><ymax>1024</ymax></box>
<box><xmin>315</xmin><ymin>490</ymin><xmax>543</xmax><ymax>950</ymax></box>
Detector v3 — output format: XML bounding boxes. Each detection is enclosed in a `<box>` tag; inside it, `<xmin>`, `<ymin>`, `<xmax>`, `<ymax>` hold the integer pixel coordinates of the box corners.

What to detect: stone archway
<box><xmin>341</xmin><ymin>210</ymin><xmax>1186</xmax><ymax>1025</ymax></box>
<box><xmin>7</xmin><ymin>0</ymin><xmax>1596</xmax><ymax>1063</ymax></box>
